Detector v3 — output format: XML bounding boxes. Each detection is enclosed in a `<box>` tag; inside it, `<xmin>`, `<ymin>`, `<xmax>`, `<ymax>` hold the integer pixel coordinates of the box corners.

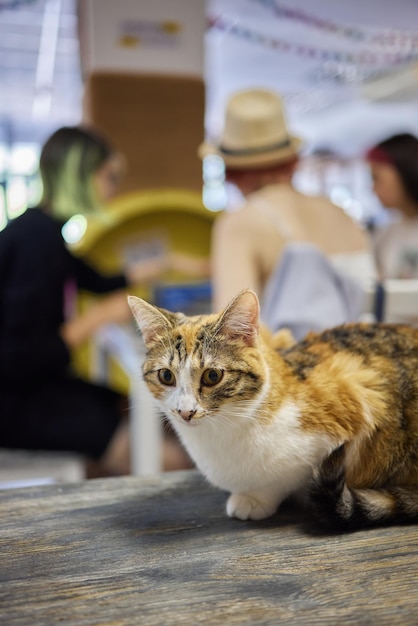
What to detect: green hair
<box><xmin>39</xmin><ymin>126</ymin><xmax>114</xmax><ymax>221</ymax></box>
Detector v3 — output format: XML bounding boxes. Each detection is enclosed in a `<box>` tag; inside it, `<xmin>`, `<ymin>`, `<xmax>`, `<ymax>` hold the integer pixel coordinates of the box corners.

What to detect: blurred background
<box><xmin>1</xmin><ymin>0</ymin><xmax>418</xmax><ymax>484</ymax></box>
<box><xmin>1</xmin><ymin>0</ymin><xmax>418</xmax><ymax>227</ymax></box>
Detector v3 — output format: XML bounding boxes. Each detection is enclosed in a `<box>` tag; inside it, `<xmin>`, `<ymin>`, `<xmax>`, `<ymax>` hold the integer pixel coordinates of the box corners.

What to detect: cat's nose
<box><xmin>178</xmin><ymin>409</ymin><xmax>196</xmax><ymax>422</ymax></box>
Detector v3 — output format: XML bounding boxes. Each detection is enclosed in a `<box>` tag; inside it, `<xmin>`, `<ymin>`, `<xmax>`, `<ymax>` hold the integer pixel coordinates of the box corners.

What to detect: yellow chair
<box><xmin>71</xmin><ymin>188</ymin><xmax>216</xmax><ymax>391</ymax></box>
<box><xmin>74</xmin><ymin>188</ymin><xmax>213</xmax><ymax>284</ymax></box>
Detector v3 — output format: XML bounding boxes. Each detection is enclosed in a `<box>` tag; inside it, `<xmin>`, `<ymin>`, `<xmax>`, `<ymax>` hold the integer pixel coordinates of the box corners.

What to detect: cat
<box><xmin>128</xmin><ymin>289</ymin><xmax>418</xmax><ymax>531</ymax></box>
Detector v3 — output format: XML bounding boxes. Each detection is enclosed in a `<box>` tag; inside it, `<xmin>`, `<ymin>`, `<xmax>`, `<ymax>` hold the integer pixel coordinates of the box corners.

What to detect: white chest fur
<box><xmin>173</xmin><ymin>400</ymin><xmax>334</xmax><ymax>496</ymax></box>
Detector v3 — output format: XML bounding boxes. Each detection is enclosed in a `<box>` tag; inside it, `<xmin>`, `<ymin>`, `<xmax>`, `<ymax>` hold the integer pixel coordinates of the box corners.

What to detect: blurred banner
<box><xmin>78</xmin><ymin>0</ymin><xmax>205</xmax><ymax>78</ymax></box>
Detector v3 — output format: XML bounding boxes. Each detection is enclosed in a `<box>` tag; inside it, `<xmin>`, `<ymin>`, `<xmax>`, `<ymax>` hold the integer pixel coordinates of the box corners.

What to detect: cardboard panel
<box><xmin>83</xmin><ymin>72</ymin><xmax>205</xmax><ymax>193</ymax></box>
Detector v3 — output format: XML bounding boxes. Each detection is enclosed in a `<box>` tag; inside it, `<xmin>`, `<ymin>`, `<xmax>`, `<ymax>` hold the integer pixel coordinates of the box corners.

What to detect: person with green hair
<box><xmin>0</xmin><ymin>126</ymin><xmax>191</xmax><ymax>476</ymax></box>
<box><xmin>39</xmin><ymin>125</ymin><xmax>122</xmax><ymax>219</ymax></box>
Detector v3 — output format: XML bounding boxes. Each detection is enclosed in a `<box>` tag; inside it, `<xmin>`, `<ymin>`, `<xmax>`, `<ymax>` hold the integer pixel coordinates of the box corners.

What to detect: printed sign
<box><xmin>118</xmin><ymin>19</ymin><xmax>182</xmax><ymax>49</ymax></box>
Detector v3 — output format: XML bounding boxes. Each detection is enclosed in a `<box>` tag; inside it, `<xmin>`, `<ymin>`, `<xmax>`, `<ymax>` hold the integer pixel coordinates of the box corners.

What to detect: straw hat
<box><xmin>198</xmin><ymin>89</ymin><xmax>302</xmax><ymax>169</ymax></box>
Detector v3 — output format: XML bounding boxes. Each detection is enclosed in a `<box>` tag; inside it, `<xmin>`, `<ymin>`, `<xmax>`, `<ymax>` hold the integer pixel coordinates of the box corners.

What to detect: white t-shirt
<box><xmin>374</xmin><ymin>217</ymin><xmax>418</xmax><ymax>279</ymax></box>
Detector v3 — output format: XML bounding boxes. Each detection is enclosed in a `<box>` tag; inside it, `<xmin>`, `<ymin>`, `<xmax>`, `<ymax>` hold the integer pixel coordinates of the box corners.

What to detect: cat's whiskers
<box><xmin>205</xmin><ymin>413</ymin><xmax>241</xmax><ymax>432</ymax></box>
<box><xmin>209</xmin><ymin>402</ymin><xmax>261</xmax><ymax>427</ymax></box>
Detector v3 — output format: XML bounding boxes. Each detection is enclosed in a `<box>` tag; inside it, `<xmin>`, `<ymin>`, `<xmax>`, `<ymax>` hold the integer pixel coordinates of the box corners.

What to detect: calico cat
<box><xmin>128</xmin><ymin>289</ymin><xmax>418</xmax><ymax>531</ymax></box>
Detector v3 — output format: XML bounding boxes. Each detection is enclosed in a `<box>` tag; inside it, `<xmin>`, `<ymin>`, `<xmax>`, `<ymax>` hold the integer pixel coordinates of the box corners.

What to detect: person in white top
<box><xmin>200</xmin><ymin>89</ymin><xmax>375</xmax><ymax>312</ymax></box>
<box><xmin>366</xmin><ymin>133</ymin><xmax>418</xmax><ymax>280</ymax></box>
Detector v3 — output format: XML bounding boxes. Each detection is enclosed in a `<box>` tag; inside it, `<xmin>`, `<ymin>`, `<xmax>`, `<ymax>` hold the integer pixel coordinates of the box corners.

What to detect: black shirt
<box><xmin>0</xmin><ymin>207</ymin><xmax>127</xmax><ymax>389</ymax></box>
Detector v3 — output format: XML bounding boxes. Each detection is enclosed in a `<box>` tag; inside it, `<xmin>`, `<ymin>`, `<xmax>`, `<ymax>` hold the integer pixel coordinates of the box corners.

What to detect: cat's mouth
<box><xmin>179</xmin><ymin>419</ymin><xmax>200</xmax><ymax>427</ymax></box>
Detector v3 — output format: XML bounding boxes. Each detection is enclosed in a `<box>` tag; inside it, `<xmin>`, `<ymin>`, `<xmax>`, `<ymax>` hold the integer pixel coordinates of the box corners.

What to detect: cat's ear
<box><xmin>216</xmin><ymin>289</ymin><xmax>260</xmax><ymax>347</ymax></box>
<box><xmin>128</xmin><ymin>296</ymin><xmax>171</xmax><ymax>347</ymax></box>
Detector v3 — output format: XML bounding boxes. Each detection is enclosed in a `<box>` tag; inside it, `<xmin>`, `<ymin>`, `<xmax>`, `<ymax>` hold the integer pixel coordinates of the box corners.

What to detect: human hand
<box><xmin>61</xmin><ymin>290</ymin><xmax>131</xmax><ymax>348</ymax></box>
<box><xmin>170</xmin><ymin>252</ymin><xmax>211</xmax><ymax>278</ymax></box>
<box><xmin>125</xmin><ymin>254</ymin><xmax>170</xmax><ymax>285</ymax></box>
<box><xmin>125</xmin><ymin>250</ymin><xmax>211</xmax><ymax>285</ymax></box>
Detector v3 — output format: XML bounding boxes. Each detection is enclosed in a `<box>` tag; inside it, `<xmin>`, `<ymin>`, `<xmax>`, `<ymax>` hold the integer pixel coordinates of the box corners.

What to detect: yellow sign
<box><xmin>118</xmin><ymin>19</ymin><xmax>182</xmax><ymax>48</ymax></box>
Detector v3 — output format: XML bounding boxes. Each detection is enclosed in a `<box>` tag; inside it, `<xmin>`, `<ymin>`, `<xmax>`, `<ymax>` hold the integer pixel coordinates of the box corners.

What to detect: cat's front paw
<box><xmin>226</xmin><ymin>493</ymin><xmax>277</xmax><ymax>521</ymax></box>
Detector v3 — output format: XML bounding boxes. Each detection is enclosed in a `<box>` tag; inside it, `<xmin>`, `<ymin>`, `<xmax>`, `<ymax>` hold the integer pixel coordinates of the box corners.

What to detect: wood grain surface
<box><xmin>1</xmin><ymin>471</ymin><xmax>417</xmax><ymax>625</ymax></box>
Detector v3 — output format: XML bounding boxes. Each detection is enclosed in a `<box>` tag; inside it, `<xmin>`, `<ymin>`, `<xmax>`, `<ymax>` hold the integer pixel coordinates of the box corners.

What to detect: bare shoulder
<box><xmin>213</xmin><ymin>203</ymin><xmax>266</xmax><ymax>237</ymax></box>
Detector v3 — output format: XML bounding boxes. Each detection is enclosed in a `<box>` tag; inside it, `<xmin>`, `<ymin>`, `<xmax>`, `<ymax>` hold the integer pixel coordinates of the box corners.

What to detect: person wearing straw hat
<box><xmin>201</xmin><ymin>88</ymin><xmax>375</xmax><ymax>313</ymax></box>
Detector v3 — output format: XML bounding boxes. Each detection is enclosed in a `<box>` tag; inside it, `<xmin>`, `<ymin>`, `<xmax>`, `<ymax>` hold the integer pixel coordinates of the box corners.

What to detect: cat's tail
<box><xmin>309</xmin><ymin>445</ymin><xmax>418</xmax><ymax>532</ymax></box>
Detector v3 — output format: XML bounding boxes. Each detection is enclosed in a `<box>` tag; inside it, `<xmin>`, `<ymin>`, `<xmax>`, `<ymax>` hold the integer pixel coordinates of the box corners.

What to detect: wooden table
<box><xmin>1</xmin><ymin>471</ymin><xmax>418</xmax><ymax>625</ymax></box>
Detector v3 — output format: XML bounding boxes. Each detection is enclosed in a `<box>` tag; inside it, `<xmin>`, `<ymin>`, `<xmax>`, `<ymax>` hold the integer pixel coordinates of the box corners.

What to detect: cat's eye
<box><xmin>158</xmin><ymin>369</ymin><xmax>176</xmax><ymax>386</ymax></box>
<box><xmin>201</xmin><ymin>368</ymin><xmax>223</xmax><ymax>387</ymax></box>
